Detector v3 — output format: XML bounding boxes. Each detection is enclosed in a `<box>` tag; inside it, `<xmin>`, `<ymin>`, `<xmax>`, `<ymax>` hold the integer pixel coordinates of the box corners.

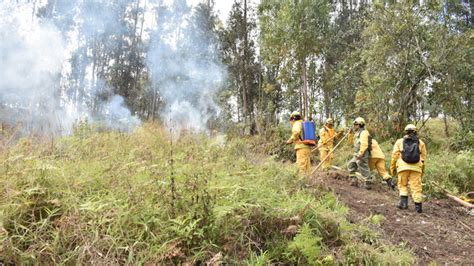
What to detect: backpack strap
<box><xmin>368</xmin><ymin>133</ymin><xmax>372</xmax><ymax>154</ymax></box>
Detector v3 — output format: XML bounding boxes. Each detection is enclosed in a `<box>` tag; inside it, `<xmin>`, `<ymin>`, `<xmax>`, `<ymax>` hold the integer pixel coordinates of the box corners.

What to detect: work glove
<box><xmin>385</xmin><ymin>178</ymin><xmax>396</xmax><ymax>190</ymax></box>
<box><xmin>286</xmin><ymin>139</ymin><xmax>293</xmax><ymax>144</ymax></box>
<box><xmin>337</xmin><ymin>128</ymin><xmax>347</xmax><ymax>136</ymax></box>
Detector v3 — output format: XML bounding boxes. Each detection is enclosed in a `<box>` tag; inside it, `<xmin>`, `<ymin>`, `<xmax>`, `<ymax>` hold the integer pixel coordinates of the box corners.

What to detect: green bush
<box><xmin>424</xmin><ymin>150</ymin><xmax>474</xmax><ymax>196</ymax></box>
<box><xmin>246</xmin><ymin>124</ymin><xmax>295</xmax><ymax>161</ymax></box>
<box><xmin>450</xmin><ymin>130</ymin><xmax>474</xmax><ymax>152</ymax></box>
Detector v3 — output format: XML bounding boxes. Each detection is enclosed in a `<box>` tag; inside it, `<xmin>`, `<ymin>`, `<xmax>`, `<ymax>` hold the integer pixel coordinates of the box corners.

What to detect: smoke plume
<box><xmin>147</xmin><ymin>1</ymin><xmax>225</xmax><ymax>132</ymax></box>
<box><xmin>0</xmin><ymin>0</ymin><xmax>225</xmax><ymax>136</ymax></box>
<box><xmin>0</xmin><ymin>3</ymin><xmax>70</xmax><ymax>134</ymax></box>
<box><xmin>0</xmin><ymin>1</ymin><xmax>140</xmax><ymax>135</ymax></box>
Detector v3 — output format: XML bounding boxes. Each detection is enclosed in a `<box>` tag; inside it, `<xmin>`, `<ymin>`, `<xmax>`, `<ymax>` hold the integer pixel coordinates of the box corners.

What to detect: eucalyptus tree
<box><xmin>220</xmin><ymin>0</ymin><xmax>261</xmax><ymax>133</ymax></box>
<box><xmin>259</xmin><ymin>0</ymin><xmax>330</xmax><ymax>120</ymax></box>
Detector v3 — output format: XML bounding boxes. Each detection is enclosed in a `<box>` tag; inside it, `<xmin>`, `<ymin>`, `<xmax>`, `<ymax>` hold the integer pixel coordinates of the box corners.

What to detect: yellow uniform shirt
<box><xmin>390</xmin><ymin>137</ymin><xmax>427</xmax><ymax>173</ymax></box>
<box><xmin>369</xmin><ymin>139</ymin><xmax>385</xmax><ymax>159</ymax></box>
<box><xmin>318</xmin><ymin>126</ymin><xmax>335</xmax><ymax>150</ymax></box>
<box><xmin>355</xmin><ymin>129</ymin><xmax>370</xmax><ymax>157</ymax></box>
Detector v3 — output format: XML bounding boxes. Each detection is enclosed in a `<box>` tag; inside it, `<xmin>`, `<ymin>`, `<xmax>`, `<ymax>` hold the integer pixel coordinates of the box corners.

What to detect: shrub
<box><xmin>450</xmin><ymin>130</ymin><xmax>474</xmax><ymax>152</ymax></box>
<box><xmin>424</xmin><ymin>150</ymin><xmax>474</xmax><ymax>196</ymax></box>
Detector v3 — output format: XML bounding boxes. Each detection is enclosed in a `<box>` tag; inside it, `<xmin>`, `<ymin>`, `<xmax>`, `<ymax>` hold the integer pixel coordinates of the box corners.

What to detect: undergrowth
<box><xmin>0</xmin><ymin>123</ymin><xmax>415</xmax><ymax>264</ymax></box>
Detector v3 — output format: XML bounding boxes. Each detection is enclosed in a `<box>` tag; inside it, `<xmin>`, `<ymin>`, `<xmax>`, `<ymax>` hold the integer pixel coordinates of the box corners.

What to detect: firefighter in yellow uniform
<box><xmin>369</xmin><ymin>138</ymin><xmax>395</xmax><ymax>189</ymax></box>
<box><xmin>390</xmin><ymin>124</ymin><xmax>427</xmax><ymax>213</ymax></box>
<box><xmin>347</xmin><ymin>117</ymin><xmax>372</xmax><ymax>189</ymax></box>
<box><xmin>318</xmin><ymin>118</ymin><xmax>336</xmax><ymax>170</ymax></box>
<box><xmin>286</xmin><ymin>111</ymin><xmax>312</xmax><ymax>175</ymax></box>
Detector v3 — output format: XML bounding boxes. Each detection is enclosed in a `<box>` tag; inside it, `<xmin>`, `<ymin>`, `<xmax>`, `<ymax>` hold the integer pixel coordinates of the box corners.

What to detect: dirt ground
<box><xmin>311</xmin><ymin>170</ymin><xmax>474</xmax><ymax>265</ymax></box>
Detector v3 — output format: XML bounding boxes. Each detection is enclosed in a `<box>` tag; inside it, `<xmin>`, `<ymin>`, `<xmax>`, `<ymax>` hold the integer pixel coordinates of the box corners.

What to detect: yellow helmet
<box><xmin>325</xmin><ymin>118</ymin><xmax>334</xmax><ymax>125</ymax></box>
<box><xmin>353</xmin><ymin>117</ymin><xmax>365</xmax><ymax>126</ymax></box>
<box><xmin>290</xmin><ymin>111</ymin><xmax>301</xmax><ymax>119</ymax></box>
<box><xmin>404</xmin><ymin>124</ymin><xmax>417</xmax><ymax>132</ymax></box>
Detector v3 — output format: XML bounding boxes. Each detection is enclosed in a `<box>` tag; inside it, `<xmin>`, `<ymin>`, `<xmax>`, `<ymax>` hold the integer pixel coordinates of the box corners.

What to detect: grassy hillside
<box><xmin>0</xmin><ymin>123</ymin><xmax>414</xmax><ymax>264</ymax></box>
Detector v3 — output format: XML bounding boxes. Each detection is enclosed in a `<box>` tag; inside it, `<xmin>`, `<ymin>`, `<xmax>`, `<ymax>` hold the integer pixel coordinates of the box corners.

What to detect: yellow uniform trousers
<box><xmin>397</xmin><ymin>170</ymin><xmax>423</xmax><ymax>203</ymax></box>
<box><xmin>368</xmin><ymin>158</ymin><xmax>391</xmax><ymax>180</ymax></box>
<box><xmin>319</xmin><ymin>148</ymin><xmax>333</xmax><ymax>170</ymax></box>
<box><xmin>296</xmin><ymin>147</ymin><xmax>311</xmax><ymax>175</ymax></box>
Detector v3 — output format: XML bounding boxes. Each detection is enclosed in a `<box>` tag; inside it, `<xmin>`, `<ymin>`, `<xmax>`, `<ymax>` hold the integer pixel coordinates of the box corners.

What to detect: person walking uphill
<box><xmin>347</xmin><ymin>117</ymin><xmax>372</xmax><ymax>189</ymax></box>
<box><xmin>318</xmin><ymin>118</ymin><xmax>336</xmax><ymax>170</ymax></box>
<box><xmin>390</xmin><ymin>124</ymin><xmax>427</xmax><ymax>213</ymax></box>
<box><xmin>286</xmin><ymin>111</ymin><xmax>312</xmax><ymax>175</ymax></box>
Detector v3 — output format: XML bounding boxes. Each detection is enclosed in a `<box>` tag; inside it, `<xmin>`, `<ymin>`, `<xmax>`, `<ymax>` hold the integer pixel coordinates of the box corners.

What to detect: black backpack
<box><xmin>402</xmin><ymin>134</ymin><xmax>420</xmax><ymax>163</ymax></box>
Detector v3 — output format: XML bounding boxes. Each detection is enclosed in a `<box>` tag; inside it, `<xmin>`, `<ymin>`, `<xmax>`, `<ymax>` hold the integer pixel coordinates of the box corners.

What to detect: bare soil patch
<box><xmin>311</xmin><ymin>170</ymin><xmax>474</xmax><ymax>265</ymax></box>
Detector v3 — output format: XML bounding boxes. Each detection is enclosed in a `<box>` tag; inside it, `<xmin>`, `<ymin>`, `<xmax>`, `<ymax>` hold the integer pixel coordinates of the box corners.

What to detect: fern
<box><xmin>288</xmin><ymin>223</ymin><xmax>322</xmax><ymax>264</ymax></box>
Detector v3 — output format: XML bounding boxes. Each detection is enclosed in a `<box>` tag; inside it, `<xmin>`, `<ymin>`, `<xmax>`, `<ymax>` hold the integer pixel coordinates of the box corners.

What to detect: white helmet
<box><xmin>404</xmin><ymin>124</ymin><xmax>417</xmax><ymax>132</ymax></box>
<box><xmin>353</xmin><ymin>117</ymin><xmax>365</xmax><ymax>126</ymax></box>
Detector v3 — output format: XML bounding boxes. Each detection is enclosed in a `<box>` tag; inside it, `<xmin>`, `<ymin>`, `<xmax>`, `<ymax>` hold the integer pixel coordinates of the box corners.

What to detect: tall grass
<box><xmin>1</xmin><ymin>123</ymin><xmax>414</xmax><ymax>264</ymax></box>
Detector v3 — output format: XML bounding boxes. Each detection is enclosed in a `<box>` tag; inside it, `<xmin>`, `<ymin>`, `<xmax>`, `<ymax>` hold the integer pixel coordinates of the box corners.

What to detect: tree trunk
<box><xmin>242</xmin><ymin>0</ymin><xmax>249</xmax><ymax>131</ymax></box>
<box><xmin>301</xmin><ymin>59</ymin><xmax>309</xmax><ymax>120</ymax></box>
<box><xmin>299</xmin><ymin>80</ymin><xmax>303</xmax><ymax>115</ymax></box>
<box><xmin>91</xmin><ymin>35</ymin><xmax>98</xmax><ymax>115</ymax></box>
<box><xmin>443</xmin><ymin>113</ymin><xmax>450</xmax><ymax>138</ymax></box>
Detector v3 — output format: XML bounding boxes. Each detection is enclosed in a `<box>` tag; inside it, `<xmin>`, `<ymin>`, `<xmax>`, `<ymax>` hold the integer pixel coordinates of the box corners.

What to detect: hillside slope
<box><xmin>311</xmin><ymin>170</ymin><xmax>474</xmax><ymax>264</ymax></box>
<box><xmin>0</xmin><ymin>124</ymin><xmax>414</xmax><ymax>264</ymax></box>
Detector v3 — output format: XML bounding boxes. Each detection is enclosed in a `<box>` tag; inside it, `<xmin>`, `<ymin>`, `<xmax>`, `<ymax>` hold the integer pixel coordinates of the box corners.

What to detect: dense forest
<box><xmin>1</xmin><ymin>0</ymin><xmax>472</xmax><ymax>136</ymax></box>
<box><xmin>1</xmin><ymin>0</ymin><xmax>473</xmax><ymax>264</ymax></box>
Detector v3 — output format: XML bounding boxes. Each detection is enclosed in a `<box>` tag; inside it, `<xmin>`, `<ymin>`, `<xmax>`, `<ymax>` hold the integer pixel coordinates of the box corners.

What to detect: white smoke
<box><xmin>0</xmin><ymin>0</ymin><xmax>225</xmax><ymax>136</ymax></box>
<box><xmin>101</xmin><ymin>95</ymin><xmax>141</xmax><ymax>132</ymax></box>
<box><xmin>0</xmin><ymin>1</ymin><xmax>141</xmax><ymax>135</ymax></box>
<box><xmin>147</xmin><ymin>1</ymin><xmax>225</xmax><ymax>132</ymax></box>
<box><xmin>0</xmin><ymin>3</ymin><xmax>72</xmax><ymax>134</ymax></box>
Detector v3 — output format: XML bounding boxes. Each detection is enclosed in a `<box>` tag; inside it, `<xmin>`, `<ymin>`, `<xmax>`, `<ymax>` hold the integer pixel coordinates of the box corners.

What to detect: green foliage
<box><xmin>259</xmin><ymin>0</ymin><xmax>330</xmax><ymax>119</ymax></box>
<box><xmin>343</xmin><ymin>242</ymin><xmax>415</xmax><ymax>265</ymax></box>
<box><xmin>450</xmin><ymin>131</ymin><xmax>474</xmax><ymax>151</ymax></box>
<box><xmin>288</xmin><ymin>224</ymin><xmax>322</xmax><ymax>264</ymax></box>
<box><xmin>424</xmin><ymin>150</ymin><xmax>474</xmax><ymax>196</ymax></box>
<box><xmin>360</xmin><ymin>4</ymin><xmax>433</xmax><ymax>132</ymax></box>
<box><xmin>320</xmin><ymin>3</ymin><xmax>369</xmax><ymax>121</ymax></box>
<box><xmin>368</xmin><ymin>214</ymin><xmax>385</xmax><ymax>226</ymax></box>
<box><xmin>218</xmin><ymin>0</ymin><xmax>262</xmax><ymax>132</ymax></box>
<box><xmin>221</xmin><ymin>1</ymin><xmax>473</xmax><ymax>141</ymax></box>
<box><xmin>0</xmin><ymin>124</ymin><xmax>414</xmax><ymax>264</ymax></box>
<box><xmin>245</xmin><ymin>251</ymin><xmax>271</xmax><ymax>265</ymax></box>
<box><xmin>247</xmin><ymin>123</ymin><xmax>295</xmax><ymax>161</ymax></box>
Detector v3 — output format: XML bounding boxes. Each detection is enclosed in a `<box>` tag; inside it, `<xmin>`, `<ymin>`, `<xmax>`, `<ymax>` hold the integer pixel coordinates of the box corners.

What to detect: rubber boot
<box><xmin>350</xmin><ymin>176</ymin><xmax>358</xmax><ymax>187</ymax></box>
<box><xmin>397</xmin><ymin>196</ymin><xmax>408</xmax><ymax>210</ymax></box>
<box><xmin>415</xmin><ymin>202</ymin><xmax>422</xmax><ymax>213</ymax></box>
<box><xmin>385</xmin><ymin>179</ymin><xmax>396</xmax><ymax>190</ymax></box>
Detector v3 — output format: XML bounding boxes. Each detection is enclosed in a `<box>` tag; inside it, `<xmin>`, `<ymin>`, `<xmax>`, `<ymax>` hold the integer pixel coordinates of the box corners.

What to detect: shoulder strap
<box><xmin>368</xmin><ymin>132</ymin><xmax>372</xmax><ymax>152</ymax></box>
<box><xmin>298</xmin><ymin>121</ymin><xmax>303</xmax><ymax>141</ymax></box>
